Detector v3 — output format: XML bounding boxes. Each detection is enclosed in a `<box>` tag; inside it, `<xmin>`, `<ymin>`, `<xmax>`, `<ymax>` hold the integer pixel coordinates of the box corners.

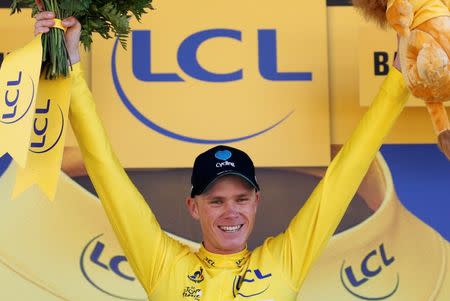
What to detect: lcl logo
<box><xmin>233</xmin><ymin>269</ymin><xmax>272</xmax><ymax>298</ymax></box>
<box><xmin>0</xmin><ymin>71</ymin><xmax>35</xmax><ymax>125</ymax></box>
<box><xmin>80</xmin><ymin>234</ymin><xmax>146</xmax><ymax>300</ymax></box>
<box><xmin>29</xmin><ymin>98</ymin><xmax>64</xmax><ymax>153</ymax></box>
<box><xmin>130</xmin><ymin>29</ymin><xmax>313</xmax><ymax>82</ymax></box>
<box><xmin>340</xmin><ymin>243</ymin><xmax>399</xmax><ymax>300</ymax></box>
<box><xmin>111</xmin><ymin>29</ymin><xmax>309</xmax><ymax>143</ymax></box>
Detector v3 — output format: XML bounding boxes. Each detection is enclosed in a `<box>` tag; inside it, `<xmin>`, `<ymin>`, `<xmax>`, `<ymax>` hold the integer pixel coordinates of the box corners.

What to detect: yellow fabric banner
<box><xmin>0</xmin><ymin>33</ymin><xmax>71</xmax><ymax>200</ymax></box>
<box><xmin>0</xmin><ymin>35</ymin><xmax>42</xmax><ymax>167</ymax></box>
<box><xmin>12</xmin><ymin>74</ymin><xmax>71</xmax><ymax>200</ymax></box>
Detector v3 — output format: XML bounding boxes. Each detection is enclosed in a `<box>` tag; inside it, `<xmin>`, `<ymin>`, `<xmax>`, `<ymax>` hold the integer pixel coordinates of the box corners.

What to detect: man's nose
<box><xmin>223</xmin><ymin>201</ymin><xmax>239</xmax><ymax>217</ymax></box>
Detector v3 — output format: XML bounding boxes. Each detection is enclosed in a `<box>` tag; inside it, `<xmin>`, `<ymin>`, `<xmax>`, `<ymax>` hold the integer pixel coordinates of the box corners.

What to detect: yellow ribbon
<box><xmin>12</xmin><ymin>74</ymin><xmax>71</xmax><ymax>200</ymax></box>
<box><xmin>0</xmin><ymin>32</ymin><xmax>71</xmax><ymax>200</ymax></box>
<box><xmin>0</xmin><ymin>35</ymin><xmax>43</xmax><ymax>167</ymax></box>
<box><xmin>52</xmin><ymin>19</ymin><xmax>67</xmax><ymax>32</ymax></box>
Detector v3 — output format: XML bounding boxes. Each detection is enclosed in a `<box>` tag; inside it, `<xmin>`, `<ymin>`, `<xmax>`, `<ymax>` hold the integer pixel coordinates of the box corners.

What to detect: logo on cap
<box><xmin>215</xmin><ymin>150</ymin><xmax>232</xmax><ymax>161</ymax></box>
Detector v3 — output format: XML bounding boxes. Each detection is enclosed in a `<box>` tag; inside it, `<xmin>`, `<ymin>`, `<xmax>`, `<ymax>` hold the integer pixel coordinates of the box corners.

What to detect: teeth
<box><xmin>219</xmin><ymin>225</ymin><xmax>243</xmax><ymax>232</ymax></box>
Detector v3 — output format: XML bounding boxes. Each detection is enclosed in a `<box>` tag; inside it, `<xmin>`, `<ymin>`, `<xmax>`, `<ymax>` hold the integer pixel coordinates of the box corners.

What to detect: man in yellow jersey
<box><xmin>35</xmin><ymin>9</ymin><xmax>409</xmax><ymax>300</ymax></box>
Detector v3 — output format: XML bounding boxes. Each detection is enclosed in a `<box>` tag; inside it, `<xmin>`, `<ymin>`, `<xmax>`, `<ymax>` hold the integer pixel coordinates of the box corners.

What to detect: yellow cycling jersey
<box><xmin>69</xmin><ymin>63</ymin><xmax>409</xmax><ymax>300</ymax></box>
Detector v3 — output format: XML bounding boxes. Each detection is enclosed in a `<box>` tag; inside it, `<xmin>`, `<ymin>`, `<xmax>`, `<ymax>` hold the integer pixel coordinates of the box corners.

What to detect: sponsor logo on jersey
<box><xmin>203</xmin><ymin>256</ymin><xmax>215</xmax><ymax>267</ymax></box>
<box><xmin>233</xmin><ymin>269</ymin><xmax>272</xmax><ymax>298</ymax></box>
<box><xmin>182</xmin><ymin>286</ymin><xmax>202</xmax><ymax>301</ymax></box>
<box><xmin>188</xmin><ymin>267</ymin><xmax>204</xmax><ymax>283</ymax></box>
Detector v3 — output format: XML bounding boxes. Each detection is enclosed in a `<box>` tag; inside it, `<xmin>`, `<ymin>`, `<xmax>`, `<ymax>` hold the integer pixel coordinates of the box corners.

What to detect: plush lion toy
<box><xmin>353</xmin><ymin>0</ymin><xmax>450</xmax><ymax>159</ymax></box>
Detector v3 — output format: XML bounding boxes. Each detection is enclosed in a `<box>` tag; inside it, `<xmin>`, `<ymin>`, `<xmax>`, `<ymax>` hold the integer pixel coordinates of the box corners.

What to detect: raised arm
<box><xmin>266</xmin><ymin>46</ymin><xmax>410</xmax><ymax>291</ymax></box>
<box><xmin>34</xmin><ymin>12</ymin><xmax>186</xmax><ymax>293</ymax></box>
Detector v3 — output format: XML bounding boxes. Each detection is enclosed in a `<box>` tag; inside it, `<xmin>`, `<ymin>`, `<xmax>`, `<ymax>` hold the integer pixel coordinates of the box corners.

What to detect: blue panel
<box><xmin>381</xmin><ymin>144</ymin><xmax>450</xmax><ymax>241</ymax></box>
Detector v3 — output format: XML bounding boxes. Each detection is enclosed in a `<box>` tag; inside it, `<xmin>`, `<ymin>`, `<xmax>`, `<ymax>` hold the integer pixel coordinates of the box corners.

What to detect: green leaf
<box><xmin>10</xmin><ymin>0</ymin><xmax>156</xmax><ymax>78</ymax></box>
<box><xmin>59</xmin><ymin>0</ymin><xmax>91</xmax><ymax>16</ymax></box>
<box><xmin>10</xmin><ymin>0</ymin><xmax>35</xmax><ymax>14</ymax></box>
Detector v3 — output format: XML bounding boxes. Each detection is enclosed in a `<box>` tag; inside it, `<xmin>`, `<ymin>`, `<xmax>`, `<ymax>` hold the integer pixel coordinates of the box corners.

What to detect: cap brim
<box><xmin>197</xmin><ymin>171</ymin><xmax>259</xmax><ymax>197</ymax></box>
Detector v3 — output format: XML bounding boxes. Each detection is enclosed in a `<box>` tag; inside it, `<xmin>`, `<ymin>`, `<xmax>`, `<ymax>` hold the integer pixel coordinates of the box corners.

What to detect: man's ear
<box><xmin>186</xmin><ymin>197</ymin><xmax>200</xmax><ymax>220</ymax></box>
<box><xmin>255</xmin><ymin>191</ymin><xmax>261</xmax><ymax>209</ymax></box>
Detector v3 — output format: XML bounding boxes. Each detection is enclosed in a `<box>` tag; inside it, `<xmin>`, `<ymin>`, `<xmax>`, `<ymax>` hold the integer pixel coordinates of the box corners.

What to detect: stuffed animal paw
<box><xmin>353</xmin><ymin>0</ymin><xmax>450</xmax><ymax>159</ymax></box>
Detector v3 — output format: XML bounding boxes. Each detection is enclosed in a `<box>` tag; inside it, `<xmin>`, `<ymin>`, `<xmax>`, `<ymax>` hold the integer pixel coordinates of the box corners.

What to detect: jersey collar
<box><xmin>197</xmin><ymin>244</ymin><xmax>250</xmax><ymax>269</ymax></box>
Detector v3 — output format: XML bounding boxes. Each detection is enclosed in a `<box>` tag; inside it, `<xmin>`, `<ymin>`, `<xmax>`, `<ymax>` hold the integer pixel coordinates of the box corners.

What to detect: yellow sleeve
<box><xmin>266</xmin><ymin>68</ymin><xmax>410</xmax><ymax>291</ymax></box>
<box><xmin>68</xmin><ymin>63</ymin><xmax>186</xmax><ymax>294</ymax></box>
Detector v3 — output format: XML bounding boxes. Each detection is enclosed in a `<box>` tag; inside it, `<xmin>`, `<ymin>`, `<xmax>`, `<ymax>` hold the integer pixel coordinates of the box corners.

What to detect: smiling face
<box><xmin>186</xmin><ymin>175</ymin><xmax>260</xmax><ymax>254</ymax></box>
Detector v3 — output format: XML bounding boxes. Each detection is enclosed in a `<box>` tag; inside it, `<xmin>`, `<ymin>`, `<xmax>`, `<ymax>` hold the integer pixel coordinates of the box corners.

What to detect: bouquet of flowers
<box><xmin>11</xmin><ymin>0</ymin><xmax>154</xmax><ymax>79</ymax></box>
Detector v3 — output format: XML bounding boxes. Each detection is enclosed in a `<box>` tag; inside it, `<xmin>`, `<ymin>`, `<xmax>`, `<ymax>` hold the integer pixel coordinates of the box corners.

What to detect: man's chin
<box><xmin>212</xmin><ymin>226</ymin><xmax>249</xmax><ymax>252</ymax></box>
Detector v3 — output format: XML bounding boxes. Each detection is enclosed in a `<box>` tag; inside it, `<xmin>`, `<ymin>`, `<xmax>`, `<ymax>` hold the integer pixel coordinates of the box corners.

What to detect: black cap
<box><xmin>190</xmin><ymin>145</ymin><xmax>260</xmax><ymax>197</ymax></box>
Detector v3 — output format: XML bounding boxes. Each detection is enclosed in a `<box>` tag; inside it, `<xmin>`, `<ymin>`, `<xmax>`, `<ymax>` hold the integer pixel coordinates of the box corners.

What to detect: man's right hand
<box><xmin>34</xmin><ymin>9</ymin><xmax>82</xmax><ymax>65</ymax></box>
